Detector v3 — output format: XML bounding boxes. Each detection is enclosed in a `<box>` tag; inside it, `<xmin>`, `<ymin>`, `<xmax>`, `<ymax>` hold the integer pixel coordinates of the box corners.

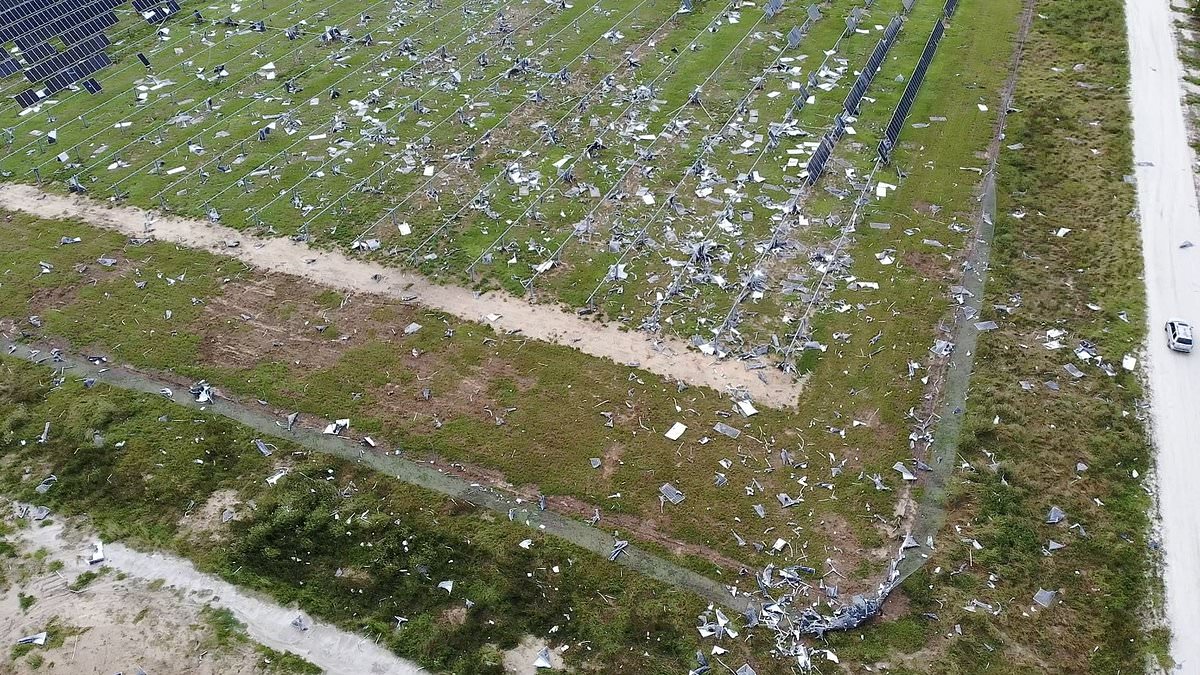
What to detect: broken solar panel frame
<box><xmin>131</xmin><ymin>0</ymin><xmax>180</xmax><ymax>23</ymax></box>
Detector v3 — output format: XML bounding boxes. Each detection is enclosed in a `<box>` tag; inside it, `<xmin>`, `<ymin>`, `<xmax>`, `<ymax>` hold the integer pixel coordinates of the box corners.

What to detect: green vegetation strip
<box><xmin>0</xmin><ymin>357</ymin><xmax>781</xmax><ymax>674</ymax></box>
<box><xmin>0</xmin><ymin>336</ymin><xmax>734</xmax><ymax>610</ymax></box>
<box><xmin>820</xmin><ymin>0</ymin><xmax>1171</xmax><ymax>672</ymax></box>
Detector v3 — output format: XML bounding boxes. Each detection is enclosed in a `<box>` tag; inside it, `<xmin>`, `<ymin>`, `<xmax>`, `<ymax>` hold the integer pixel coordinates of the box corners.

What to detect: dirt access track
<box><xmin>0</xmin><ymin>184</ymin><xmax>802</xmax><ymax>408</ymax></box>
<box><xmin>2</xmin><ymin>519</ymin><xmax>422</xmax><ymax>675</ymax></box>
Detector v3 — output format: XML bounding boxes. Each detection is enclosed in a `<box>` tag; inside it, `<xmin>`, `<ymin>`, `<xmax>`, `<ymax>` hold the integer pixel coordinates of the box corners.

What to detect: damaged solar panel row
<box><xmin>807</xmin><ymin>13</ymin><xmax>905</xmax><ymax>185</ymax></box>
<box><xmin>841</xmin><ymin>15</ymin><xmax>901</xmax><ymax>115</ymax></box>
<box><xmin>878</xmin><ymin>17</ymin><xmax>946</xmax><ymax>162</ymax></box>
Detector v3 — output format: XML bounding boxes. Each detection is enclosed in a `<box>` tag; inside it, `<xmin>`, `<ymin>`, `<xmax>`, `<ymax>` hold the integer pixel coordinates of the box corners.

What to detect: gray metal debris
<box><xmin>609</xmin><ymin>539</ymin><xmax>629</xmax><ymax>561</ymax></box>
<box><xmin>1046</xmin><ymin>506</ymin><xmax>1066</xmax><ymax>524</ymax></box>
<box><xmin>1033</xmin><ymin>588</ymin><xmax>1056</xmax><ymax>608</ymax></box>
<box><xmin>34</xmin><ymin>475</ymin><xmax>56</xmax><ymax>494</ymax></box>
<box><xmin>660</xmin><ymin>483</ymin><xmax>685</xmax><ymax>505</ymax></box>
<box><xmin>190</xmin><ymin>380</ymin><xmax>215</xmax><ymax>403</ymax></box>
<box><xmin>714</xmin><ymin>422</ymin><xmax>741</xmax><ymax>439</ymax></box>
<box><xmin>17</xmin><ymin>632</ymin><xmax>47</xmax><ymax>646</ymax></box>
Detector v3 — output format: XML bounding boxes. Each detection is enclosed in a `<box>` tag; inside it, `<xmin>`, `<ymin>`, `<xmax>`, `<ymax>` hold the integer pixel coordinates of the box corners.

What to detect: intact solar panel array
<box><xmin>25</xmin><ymin>32</ymin><xmax>109</xmax><ymax>81</ymax></box>
<box><xmin>842</xmin><ymin>15</ymin><xmax>901</xmax><ymax>115</ymax></box>
<box><xmin>1</xmin><ymin>0</ymin><xmax>181</xmax><ymax>109</ymax></box>
<box><xmin>878</xmin><ymin>18</ymin><xmax>946</xmax><ymax>162</ymax></box>
<box><xmin>0</xmin><ymin>0</ymin><xmax>123</xmax><ymax>52</ymax></box>
<box><xmin>943</xmin><ymin>0</ymin><xmax>958</xmax><ymax>17</ymax></box>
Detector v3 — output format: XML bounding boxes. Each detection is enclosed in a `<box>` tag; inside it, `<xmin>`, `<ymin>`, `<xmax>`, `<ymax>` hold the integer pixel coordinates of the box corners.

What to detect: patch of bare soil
<box><xmin>196</xmin><ymin>271</ymin><xmax>537</xmax><ymax>426</ymax></box>
<box><xmin>178</xmin><ymin>488</ymin><xmax>241</xmax><ymax>540</ymax></box>
<box><xmin>811</xmin><ymin>512</ymin><xmax>878</xmax><ymax>598</ymax></box>
<box><xmin>600</xmin><ymin>442</ymin><xmax>624</xmax><ymax>479</ymax></box>
<box><xmin>439</xmin><ymin>606</ymin><xmax>468</xmax><ymax>627</ymax></box>
<box><xmin>502</xmin><ymin>636</ymin><xmax>563</xmax><ymax>674</ymax></box>
<box><xmin>20</xmin><ymin>254</ymin><xmax>129</xmax><ymax>316</ymax></box>
<box><xmin>553</xmin><ymin>494</ymin><xmax>750</xmax><ymax>572</ymax></box>
<box><xmin>430</xmin><ymin>457</ymin><xmax>751</xmax><ymax>572</ymax></box>
<box><xmin>900</xmin><ymin>250</ymin><xmax>951</xmax><ymax>282</ymax></box>
<box><xmin>2</xmin><ymin>517</ymin><xmax>423</xmax><ymax>675</ymax></box>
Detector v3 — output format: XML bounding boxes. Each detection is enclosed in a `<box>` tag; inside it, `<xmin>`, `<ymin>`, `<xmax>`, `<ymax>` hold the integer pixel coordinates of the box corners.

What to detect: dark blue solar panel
<box><xmin>19</xmin><ymin>40</ymin><xmax>58</xmax><ymax>64</ymax></box>
<box><xmin>0</xmin><ymin>55</ymin><xmax>20</xmax><ymax>77</ymax></box>
<box><xmin>15</xmin><ymin>88</ymin><xmax>43</xmax><ymax>108</ymax></box>
<box><xmin>26</xmin><ymin>33</ymin><xmax>107</xmax><ymax>81</ymax></box>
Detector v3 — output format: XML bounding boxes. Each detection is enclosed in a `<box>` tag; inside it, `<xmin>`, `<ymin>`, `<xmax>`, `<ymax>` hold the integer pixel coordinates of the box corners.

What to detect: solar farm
<box><xmin>4</xmin><ymin>0</ymin><xmax>969</xmax><ymax>343</ymax></box>
<box><xmin>0</xmin><ymin>0</ymin><xmax>1164</xmax><ymax>672</ymax></box>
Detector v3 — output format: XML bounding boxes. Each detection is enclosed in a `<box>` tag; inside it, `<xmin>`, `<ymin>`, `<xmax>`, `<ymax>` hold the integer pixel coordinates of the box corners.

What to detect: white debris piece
<box><xmin>89</xmin><ymin>541</ymin><xmax>105</xmax><ymax>564</ymax></box>
<box><xmin>17</xmin><ymin>632</ymin><xmax>47</xmax><ymax>646</ymax></box>
<box><xmin>665</xmin><ymin>422</ymin><xmax>687</xmax><ymax>440</ymax></box>
<box><xmin>1033</xmin><ymin>588</ymin><xmax>1056</xmax><ymax>608</ymax></box>
<box><xmin>323</xmin><ymin>418</ymin><xmax>350</xmax><ymax>435</ymax></box>
<box><xmin>736</xmin><ymin>400</ymin><xmax>758</xmax><ymax>417</ymax></box>
<box><xmin>893</xmin><ymin>462</ymin><xmax>916</xmax><ymax>481</ymax></box>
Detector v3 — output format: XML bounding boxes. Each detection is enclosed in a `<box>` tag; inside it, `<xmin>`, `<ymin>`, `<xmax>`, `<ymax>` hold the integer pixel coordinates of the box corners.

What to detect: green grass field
<box><xmin>0</xmin><ymin>356</ymin><xmax>795</xmax><ymax>674</ymax></box>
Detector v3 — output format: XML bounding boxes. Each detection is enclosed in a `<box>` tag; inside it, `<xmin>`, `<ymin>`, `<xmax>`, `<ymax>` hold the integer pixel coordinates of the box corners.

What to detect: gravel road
<box><xmin>1126</xmin><ymin>0</ymin><xmax>1200</xmax><ymax>668</ymax></box>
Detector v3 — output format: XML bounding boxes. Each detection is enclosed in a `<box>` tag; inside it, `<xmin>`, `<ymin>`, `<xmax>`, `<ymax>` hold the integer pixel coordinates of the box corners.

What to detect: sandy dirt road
<box><xmin>1126</xmin><ymin>0</ymin><xmax>1200</xmax><ymax>669</ymax></box>
<box><xmin>6</xmin><ymin>520</ymin><xmax>425</xmax><ymax>674</ymax></box>
<box><xmin>1</xmin><ymin>522</ymin><xmax>266</xmax><ymax>674</ymax></box>
<box><xmin>0</xmin><ymin>185</ymin><xmax>802</xmax><ymax>408</ymax></box>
